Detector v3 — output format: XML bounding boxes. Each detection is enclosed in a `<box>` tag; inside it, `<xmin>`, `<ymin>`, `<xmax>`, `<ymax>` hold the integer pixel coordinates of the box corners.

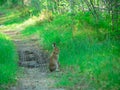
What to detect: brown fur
<box><xmin>49</xmin><ymin>43</ymin><xmax>59</xmax><ymax>72</ymax></box>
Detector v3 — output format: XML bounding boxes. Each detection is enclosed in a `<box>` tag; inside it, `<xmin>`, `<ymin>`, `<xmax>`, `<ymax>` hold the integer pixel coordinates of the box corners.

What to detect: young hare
<box><xmin>49</xmin><ymin>43</ymin><xmax>60</xmax><ymax>72</ymax></box>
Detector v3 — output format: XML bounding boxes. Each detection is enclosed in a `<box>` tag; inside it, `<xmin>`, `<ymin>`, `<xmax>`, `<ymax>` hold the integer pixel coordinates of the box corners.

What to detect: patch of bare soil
<box><xmin>1</xmin><ymin>30</ymin><xmax>64</xmax><ymax>90</ymax></box>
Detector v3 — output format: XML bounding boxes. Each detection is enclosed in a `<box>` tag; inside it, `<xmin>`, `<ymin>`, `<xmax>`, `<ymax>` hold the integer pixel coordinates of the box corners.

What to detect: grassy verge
<box><xmin>0</xmin><ymin>6</ymin><xmax>35</xmax><ymax>25</ymax></box>
<box><xmin>20</xmin><ymin>11</ymin><xmax>120</xmax><ymax>89</ymax></box>
<box><xmin>0</xmin><ymin>33</ymin><xmax>18</xmax><ymax>89</ymax></box>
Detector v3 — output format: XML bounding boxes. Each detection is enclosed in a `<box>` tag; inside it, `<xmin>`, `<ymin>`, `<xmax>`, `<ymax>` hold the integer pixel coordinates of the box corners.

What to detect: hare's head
<box><xmin>52</xmin><ymin>43</ymin><xmax>59</xmax><ymax>54</ymax></box>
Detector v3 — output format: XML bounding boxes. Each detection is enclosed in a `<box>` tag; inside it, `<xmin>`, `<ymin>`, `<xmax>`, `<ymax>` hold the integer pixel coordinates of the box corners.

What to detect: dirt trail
<box><xmin>1</xmin><ymin>29</ymin><xmax>64</xmax><ymax>90</ymax></box>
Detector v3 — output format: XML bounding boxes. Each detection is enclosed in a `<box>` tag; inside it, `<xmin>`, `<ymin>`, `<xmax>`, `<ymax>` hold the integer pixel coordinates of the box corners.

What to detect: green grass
<box><xmin>1</xmin><ymin>2</ymin><xmax>119</xmax><ymax>90</ymax></box>
<box><xmin>2</xmin><ymin>10</ymin><xmax>118</xmax><ymax>90</ymax></box>
<box><xmin>0</xmin><ymin>6</ymin><xmax>36</xmax><ymax>25</ymax></box>
<box><xmin>0</xmin><ymin>33</ymin><xmax>18</xmax><ymax>89</ymax></box>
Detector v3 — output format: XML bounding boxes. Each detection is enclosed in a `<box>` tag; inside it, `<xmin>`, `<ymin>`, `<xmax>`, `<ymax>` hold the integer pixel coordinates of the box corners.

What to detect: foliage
<box><xmin>0</xmin><ymin>0</ymin><xmax>23</xmax><ymax>7</ymax></box>
<box><xmin>0</xmin><ymin>0</ymin><xmax>6</xmax><ymax>6</ymax></box>
<box><xmin>0</xmin><ymin>33</ymin><xmax>18</xmax><ymax>88</ymax></box>
<box><xmin>0</xmin><ymin>0</ymin><xmax>119</xmax><ymax>89</ymax></box>
<box><xmin>1</xmin><ymin>0</ymin><xmax>119</xmax><ymax>30</ymax></box>
<box><xmin>21</xmin><ymin>12</ymin><xmax>120</xmax><ymax>89</ymax></box>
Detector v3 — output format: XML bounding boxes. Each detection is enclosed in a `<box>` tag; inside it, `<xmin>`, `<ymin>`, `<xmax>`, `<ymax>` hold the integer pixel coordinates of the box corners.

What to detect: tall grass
<box><xmin>0</xmin><ymin>33</ymin><xmax>18</xmax><ymax>89</ymax></box>
<box><xmin>22</xmin><ymin>11</ymin><xmax>120</xmax><ymax>89</ymax></box>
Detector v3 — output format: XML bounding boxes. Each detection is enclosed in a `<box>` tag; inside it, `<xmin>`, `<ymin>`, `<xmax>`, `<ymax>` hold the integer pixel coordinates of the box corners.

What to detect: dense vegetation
<box><xmin>22</xmin><ymin>11</ymin><xmax>120</xmax><ymax>90</ymax></box>
<box><xmin>0</xmin><ymin>33</ymin><xmax>18</xmax><ymax>89</ymax></box>
<box><xmin>0</xmin><ymin>0</ymin><xmax>120</xmax><ymax>90</ymax></box>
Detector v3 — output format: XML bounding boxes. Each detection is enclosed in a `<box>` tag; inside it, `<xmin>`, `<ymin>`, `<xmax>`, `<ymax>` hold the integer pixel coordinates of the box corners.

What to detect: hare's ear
<box><xmin>52</xmin><ymin>43</ymin><xmax>56</xmax><ymax>48</ymax></box>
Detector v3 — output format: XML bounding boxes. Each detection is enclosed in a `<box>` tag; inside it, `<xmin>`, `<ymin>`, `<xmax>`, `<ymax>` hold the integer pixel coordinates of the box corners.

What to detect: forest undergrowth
<box><xmin>21</xmin><ymin>11</ymin><xmax>120</xmax><ymax>90</ymax></box>
<box><xmin>0</xmin><ymin>6</ymin><xmax>120</xmax><ymax>90</ymax></box>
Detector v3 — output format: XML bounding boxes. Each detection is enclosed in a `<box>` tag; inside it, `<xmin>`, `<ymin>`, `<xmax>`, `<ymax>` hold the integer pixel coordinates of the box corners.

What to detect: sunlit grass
<box><xmin>1</xmin><ymin>8</ymin><xmax>119</xmax><ymax>89</ymax></box>
<box><xmin>0</xmin><ymin>33</ymin><xmax>18</xmax><ymax>89</ymax></box>
<box><xmin>0</xmin><ymin>10</ymin><xmax>50</xmax><ymax>33</ymax></box>
<box><xmin>0</xmin><ymin>1</ymin><xmax>119</xmax><ymax>89</ymax></box>
<box><xmin>21</xmin><ymin>12</ymin><xmax>120</xmax><ymax>89</ymax></box>
<box><xmin>0</xmin><ymin>7</ymin><xmax>21</xmax><ymax>24</ymax></box>
<box><xmin>0</xmin><ymin>16</ymin><xmax>40</xmax><ymax>33</ymax></box>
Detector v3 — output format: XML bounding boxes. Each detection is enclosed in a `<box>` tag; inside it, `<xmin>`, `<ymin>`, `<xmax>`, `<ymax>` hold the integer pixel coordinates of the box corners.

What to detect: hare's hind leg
<box><xmin>55</xmin><ymin>62</ymin><xmax>60</xmax><ymax>71</ymax></box>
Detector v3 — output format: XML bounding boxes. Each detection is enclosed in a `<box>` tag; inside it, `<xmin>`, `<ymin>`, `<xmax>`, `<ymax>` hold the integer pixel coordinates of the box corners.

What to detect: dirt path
<box><xmin>1</xmin><ymin>29</ymin><xmax>64</xmax><ymax>90</ymax></box>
